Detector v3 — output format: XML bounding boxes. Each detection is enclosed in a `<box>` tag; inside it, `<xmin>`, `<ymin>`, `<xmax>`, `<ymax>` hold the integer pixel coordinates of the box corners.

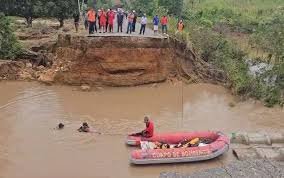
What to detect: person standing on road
<box><xmin>132</xmin><ymin>10</ymin><xmax>137</xmax><ymax>32</ymax></box>
<box><xmin>126</xmin><ymin>12</ymin><xmax>134</xmax><ymax>34</ymax></box>
<box><xmin>100</xmin><ymin>8</ymin><xmax>107</xmax><ymax>33</ymax></box>
<box><xmin>161</xmin><ymin>15</ymin><xmax>168</xmax><ymax>34</ymax></box>
<box><xmin>73</xmin><ymin>12</ymin><xmax>80</xmax><ymax>33</ymax></box>
<box><xmin>98</xmin><ymin>9</ymin><xmax>102</xmax><ymax>31</ymax></box>
<box><xmin>139</xmin><ymin>14</ymin><xmax>147</xmax><ymax>35</ymax></box>
<box><xmin>117</xmin><ymin>10</ymin><xmax>124</xmax><ymax>33</ymax></box>
<box><xmin>83</xmin><ymin>11</ymin><xmax>89</xmax><ymax>30</ymax></box>
<box><xmin>177</xmin><ymin>19</ymin><xmax>185</xmax><ymax>32</ymax></box>
<box><xmin>106</xmin><ymin>9</ymin><xmax>110</xmax><ymax>32</ymax></box>
<box><xmin>107</xmin><ymin>9</ymin><xmax>115</xmax><ymax>32</ymax></box>
<box><xmin>153</xmin><ymin>15</ymin><xmax>159</xmax><ymax>34</ymax></box>
<box><xmin>87</xmin><ymin>8</ymin><xmax>96</xmax><ymax>34</ymax></box>
<box><xmin>125</xmin><ymin>11</ymin><xmax>128</xmax><ymax>19</ymax></box>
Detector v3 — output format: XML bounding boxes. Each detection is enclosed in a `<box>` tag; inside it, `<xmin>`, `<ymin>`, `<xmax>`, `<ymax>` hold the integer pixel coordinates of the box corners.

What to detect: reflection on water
<box><xmin>0</xmin><ymin>81</ymin><xmax>283</xmax><ymax>178</ymax></box>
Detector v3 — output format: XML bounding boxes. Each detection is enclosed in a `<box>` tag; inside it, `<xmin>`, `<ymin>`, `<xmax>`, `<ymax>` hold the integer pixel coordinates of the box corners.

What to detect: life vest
<box><xmin>108</xmin><ymin>11</ymin><xmax>115</xmax><ymax>25</ymax></box>
<box><xmin>161</xmin><ymin>17</ymin><xmax>168</xmax><ymax>25</ymax></box>
<box><xmin>189</xmin><ymin>138</ymin><xmax>200</xmax><ymax>145</ymax></box>
<box><xmin>100</xmin><ymin>11</ymin><xmax>107</xmax><ymax>25</ymax></box>
<box><xmin>87</xmin><ymin>10</ymin><xmax>96</xmax><ymax>22</ymax></box>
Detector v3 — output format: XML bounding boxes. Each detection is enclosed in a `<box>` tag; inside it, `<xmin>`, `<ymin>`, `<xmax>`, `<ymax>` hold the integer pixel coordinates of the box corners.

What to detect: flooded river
<box><xmin>0</xmin><ymin>81</ymin><xmax>283</xmax><ymax>178</ymax></box>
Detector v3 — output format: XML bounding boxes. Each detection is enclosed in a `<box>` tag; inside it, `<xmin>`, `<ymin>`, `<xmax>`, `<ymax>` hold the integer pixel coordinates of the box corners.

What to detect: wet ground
<box><xmin>0</xmin><ymin>81</ymin><xmax>283</xmax><ymax>178</ymax></box>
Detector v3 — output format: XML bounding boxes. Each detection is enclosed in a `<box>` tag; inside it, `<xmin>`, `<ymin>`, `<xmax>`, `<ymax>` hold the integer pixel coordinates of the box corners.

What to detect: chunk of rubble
<box><xmin>80</xmin><ymin>85</ymin><xmax>91</xmax><ymax>92</ymax></box>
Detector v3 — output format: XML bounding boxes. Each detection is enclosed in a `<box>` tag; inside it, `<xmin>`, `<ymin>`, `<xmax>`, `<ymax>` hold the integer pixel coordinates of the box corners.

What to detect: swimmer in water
<box><xmin>57</xmin><ymin>123</ymin><xmax>65</xmax><ymax>130</ymax></box>
<box><xmin>78</xmin><ymin>122</ymin><xmax>90</xmax><ymax>132</ymax></box>
<box><xmin>78</xmin><ymin>122</ymin><xmax>102</xmax><ymax>134</ymax></box>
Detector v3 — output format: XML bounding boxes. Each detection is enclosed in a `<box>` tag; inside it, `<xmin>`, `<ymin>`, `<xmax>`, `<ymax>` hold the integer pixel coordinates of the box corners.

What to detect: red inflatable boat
<box><xmin>127</xmin><ymin>131</ymin><xmax>230</xmax><ymax>165</ymax></box>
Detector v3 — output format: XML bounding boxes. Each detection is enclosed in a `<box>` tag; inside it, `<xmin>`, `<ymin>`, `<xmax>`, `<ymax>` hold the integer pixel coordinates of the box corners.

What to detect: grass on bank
<box><xmin>0</xmin><ymin>14</ymin><xmax>22</xmax><ymax>60</ymax></box>
<box><xmin>160</xmin><ymin>0</ymin><xmax>284</xmax><ymax>107</ymax></box>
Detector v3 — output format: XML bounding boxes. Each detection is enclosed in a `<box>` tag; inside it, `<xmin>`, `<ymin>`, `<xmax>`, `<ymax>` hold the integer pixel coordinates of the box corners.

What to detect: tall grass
<box><xmin>168</xmin><ymin>0</ymin><xmax>284</xmax><ymax>106</ymax></box>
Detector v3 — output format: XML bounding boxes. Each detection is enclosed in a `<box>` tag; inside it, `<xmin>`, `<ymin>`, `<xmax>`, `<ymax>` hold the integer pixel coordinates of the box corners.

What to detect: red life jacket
<box><xmin>100</xmin><ymin>11</ymin><xmax>107</xmax><ymax>25</ymax></box>
<box><xmin>161</xmin><ymin>16</ymin><xmax>168</xmax><ymax>25</ymax></box>
<box><xmin>108</xmin><ymin>11</ymin><xmax>115</xmax><ymax>25</ymax></box>
<box><xmin>145</xmin><ymin>121</ymin><xmax>154</xmax><ymax>137</ymax></box>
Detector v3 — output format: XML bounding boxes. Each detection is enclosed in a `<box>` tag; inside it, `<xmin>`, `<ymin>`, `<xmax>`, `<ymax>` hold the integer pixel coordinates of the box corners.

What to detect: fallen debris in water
<box><xmin>80</xmin><ymin>85</ymin><xmax>91</xmax><ymax>92</ymax></box>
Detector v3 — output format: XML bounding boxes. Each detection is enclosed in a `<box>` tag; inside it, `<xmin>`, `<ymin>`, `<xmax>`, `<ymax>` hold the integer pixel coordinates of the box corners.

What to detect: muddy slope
<box><xmin>38</xmin><ymin>34</ymin><xmax>226</xmax><ymax>86</ymax></box>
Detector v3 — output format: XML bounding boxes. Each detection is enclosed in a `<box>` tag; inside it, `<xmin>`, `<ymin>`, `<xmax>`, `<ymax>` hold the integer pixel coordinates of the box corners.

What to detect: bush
<box><xmin>0</xmin><ymin>14</ymin><xmax>22</xmax><ymax>60</ymax></box>
<box><xmin>186</xmin><ymin>26</ymin><xmax>283</xmax><ymax>105</ymax></box>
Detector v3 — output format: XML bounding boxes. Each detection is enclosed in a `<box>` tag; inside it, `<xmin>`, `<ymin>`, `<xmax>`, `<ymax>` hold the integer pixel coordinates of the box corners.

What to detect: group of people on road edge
<box><xmin>73</xmin><ymin>8</ymin><xmax>185</xmax><ymax>35</ymax></box>
<box><xmin>152</xmin><ymin>15</ymin><xmax>185</xmax><ymax>34</ymax></box>
<box><xmin>56</xmin><ymin>116</ymin><xmax>155</xmax><ymax>138</ymax></box>
<box><xmin>84</xmin><ymin>8</ymin><xmax>117</xmax><ymax>34</ymax></box>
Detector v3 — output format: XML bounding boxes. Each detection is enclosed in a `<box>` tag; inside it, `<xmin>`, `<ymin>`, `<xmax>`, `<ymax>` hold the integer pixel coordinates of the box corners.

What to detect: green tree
<box><xmin>158</xmin><ymin>0</ymin><xmax>183</xmax><ymax>16</ymax></box>
<box><xmin>88</xmin><ymin>0</ymin><xmax>114</xmax><ymax>9</ymax></box>
<box><xmin>0</xmin><ymin>0</ymin><xmax>46</xmax><ymax>27</ymax></box>
<box><xmin>0</xmin><ymin>14</ymin><xmax>22</xmax><ymax>59</ymax></box>
<box><xmin>46</xmin><ymin>0</ymin><xmax>78</xmax><ymax>27</ymax></box>
<box><xmin>121</xmin><ymin>0</ymin><xmax>156</xmax><ymax>15</ymax></box>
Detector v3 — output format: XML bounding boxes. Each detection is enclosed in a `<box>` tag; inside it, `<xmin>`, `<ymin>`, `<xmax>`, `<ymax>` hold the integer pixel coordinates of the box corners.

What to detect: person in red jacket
<box><xmin>107</xmin><ymin>9</ymin><xmax>115</xmax><ymax>32</ymax></box>
<box><xmin>130</xmin><ymin>116</ymin><xmax>154</xmax><ymax>138</ymax></box>
<box><xmin>99</xmin><ymin>8</ymin><xmax>107</xmax><ymax>33</ymax></box>
<box><xmin>161</xmin><ymin>15</ymin><xmax>168</xmax><ymax>34</ymax></box>
<box><xmin>142</xmin><ymin>116</ymin><xmax>154</xmax><ymax>137</ymax></box>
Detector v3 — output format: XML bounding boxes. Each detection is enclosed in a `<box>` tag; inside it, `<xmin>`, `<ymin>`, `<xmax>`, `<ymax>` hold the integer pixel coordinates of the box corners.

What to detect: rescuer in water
<box><xmin>77</xmin><ymin>122</ymin><xmax>102</xmax><ymax>134</ymax></box>
<box><xmin>78</xmin><ymin>122</ymin><xmax>90</xmax><ymax>132</ymax></box>
<box><xmin>56</xmin><ymin>123</ymin><xmax>65</xmax><ymax>130</ymax></box>
<box><xmin>130</xmin><ymin>116</ymin><xmax>154</xmax><ymax>138</ymax></box>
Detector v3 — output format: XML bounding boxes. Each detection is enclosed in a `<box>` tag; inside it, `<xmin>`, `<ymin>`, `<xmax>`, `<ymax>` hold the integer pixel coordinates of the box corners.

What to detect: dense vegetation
<box><xmin>122</xmin><ymin>0</ymin><xmax>183</xmax><ymax>16</ymax></box>
<box><xmin>87</xmin><ymin>0</ymin><xmax>115</xmax><ymax>9</ymax></box>
<box><xmin>0</xmin><ymin>14</ymin><xmax>21</xmax><ymax>60</ymax></box>
<box><xmin>0</xmin><ymin>0</ymin><xmax>78</xmax><ymax>27</ymax></box>
<box><xmin>124</xmin><ymin>0</ymin><xmax>284</xmax><ymax>106</ymax></box>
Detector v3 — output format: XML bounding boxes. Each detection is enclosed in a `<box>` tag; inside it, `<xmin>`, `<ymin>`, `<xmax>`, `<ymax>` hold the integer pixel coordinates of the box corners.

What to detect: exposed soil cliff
<box><xmin>40</xmin><ymin>35</ymin><xmax>177</xmax><ymax>86</ymax></box>
<box><xmin>171</xmin><ymin>38</ymin><xmax>226</xmax><ymax>84</ymax></box>
<box><xmin>38</xmin><ymin>34</ymin><xmax>226</xmax><ymax>86</ymax></box>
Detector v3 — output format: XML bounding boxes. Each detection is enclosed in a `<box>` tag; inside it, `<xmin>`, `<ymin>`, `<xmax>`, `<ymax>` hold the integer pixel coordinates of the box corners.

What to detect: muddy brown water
<box><xmin>0</xmin><ymin>81</ymin><xmax>283</xmax><ymax>178</ymax></box>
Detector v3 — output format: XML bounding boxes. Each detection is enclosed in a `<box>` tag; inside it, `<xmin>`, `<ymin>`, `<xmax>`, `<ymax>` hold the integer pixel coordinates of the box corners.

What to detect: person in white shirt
<box><xmin>139</xmin><ymin>14</ymin><xmax>147</xmax><ymax>35</ymax></box>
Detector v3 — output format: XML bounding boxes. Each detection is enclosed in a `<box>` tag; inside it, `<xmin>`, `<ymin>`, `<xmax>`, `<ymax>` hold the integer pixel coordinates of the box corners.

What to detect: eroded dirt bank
<box><xmin>40</xmin><ymin>35</ymin><xmax>176</xmax><ymax>86</ymax></box>
<box><xmin>40</xmin><ymin>34</ymin><xmax>226</xmax><ymax>86</ymax></box>
<box><xmin>1</xmin><ymin>32</ymin><xmax>226</xmax><ymax>87</ymax></box>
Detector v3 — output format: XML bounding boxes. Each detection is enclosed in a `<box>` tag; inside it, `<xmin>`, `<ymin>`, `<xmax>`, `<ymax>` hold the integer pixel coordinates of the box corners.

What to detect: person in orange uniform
<box><xmin>130</xmin><ymin>116</ymin><xmax>154</xmax><ymax>138</ymax></box>
<box><xmin>177</xmin><ymin>19</ymin><xmax>185</xmax><ymax>32</ymax></box>
<box><xmin>100</xmin><ymin>8</ymin><xmax>107</xmax><ymax>33</ymax></box>
<box><xmin>107</xmin><ymin>9</ymin><xmax>115</xmax><ymax>32</ymax></box>
<box><xmin>87</xmin><ymin>8</ymin><xmax>97</xmax><ymax>34</ymax></box>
